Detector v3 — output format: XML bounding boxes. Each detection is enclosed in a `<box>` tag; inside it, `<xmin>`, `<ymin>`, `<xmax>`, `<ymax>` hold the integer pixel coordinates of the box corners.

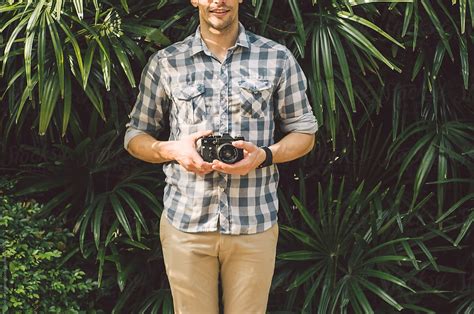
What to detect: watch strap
<box><xmin>257</xmin><ymin>146</ymin><xmax>273</xmax><ymax>168</ymax></box>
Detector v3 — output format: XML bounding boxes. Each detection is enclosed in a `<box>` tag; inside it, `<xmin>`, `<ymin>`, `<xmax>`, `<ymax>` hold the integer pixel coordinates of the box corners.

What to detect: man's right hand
<box><xmin>152</xmin><ymin>130</ymin><xmax>214</xmax><ymax>176</ymax></box>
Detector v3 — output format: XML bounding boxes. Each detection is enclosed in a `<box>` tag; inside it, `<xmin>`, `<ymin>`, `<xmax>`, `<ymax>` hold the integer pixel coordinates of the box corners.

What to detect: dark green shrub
<box><xmin>0</xmin><ymin>188</ymin><xmax>97</xmax><ymax>313</ymax></box>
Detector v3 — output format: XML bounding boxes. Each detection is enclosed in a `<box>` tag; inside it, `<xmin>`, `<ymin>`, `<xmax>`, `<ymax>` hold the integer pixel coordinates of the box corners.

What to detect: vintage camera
<box><xmin>200</xmin><ymin>133</ymin><xmax>244</xmax><ymax>164</ymax></box>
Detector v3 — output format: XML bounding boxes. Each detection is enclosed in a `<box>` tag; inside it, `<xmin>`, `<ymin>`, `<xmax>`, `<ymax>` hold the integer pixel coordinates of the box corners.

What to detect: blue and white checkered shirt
<box><xmin>125</xmin><ymin>23</ymin><xmax>318</xmax><ymax>235</ymax></box>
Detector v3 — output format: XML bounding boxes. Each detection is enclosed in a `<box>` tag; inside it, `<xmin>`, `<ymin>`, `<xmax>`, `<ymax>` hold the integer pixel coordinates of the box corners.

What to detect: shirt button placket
<box><xmin>219</xmin><ymin>63</ymin><xmax>229</xmax><ymax>134</ymax></box>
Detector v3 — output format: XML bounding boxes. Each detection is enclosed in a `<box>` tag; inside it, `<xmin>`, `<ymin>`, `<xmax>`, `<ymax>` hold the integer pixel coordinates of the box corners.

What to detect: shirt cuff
<box><xmin>124</xmin><ymin>127</ymin><xmax>149</xmax><ymax>150</ymax></box>
<box><xmin>279</xmin><ymin>113</ymin><xmax>319</xmax><ymax>134</ymax></box>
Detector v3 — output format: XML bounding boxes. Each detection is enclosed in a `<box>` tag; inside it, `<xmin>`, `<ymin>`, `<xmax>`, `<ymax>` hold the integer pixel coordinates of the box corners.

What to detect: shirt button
<box><xmin>220</xmin><ymin>187</ymin><xmax>225</xmax><ymax>192</ymax></box>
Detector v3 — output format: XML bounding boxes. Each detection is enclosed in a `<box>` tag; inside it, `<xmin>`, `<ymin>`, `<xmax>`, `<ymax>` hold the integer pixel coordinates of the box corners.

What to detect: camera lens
<box><xmin>217</xmin><ymin>143</ymin><xmax>239</xmax><ymax>164</ymax></box>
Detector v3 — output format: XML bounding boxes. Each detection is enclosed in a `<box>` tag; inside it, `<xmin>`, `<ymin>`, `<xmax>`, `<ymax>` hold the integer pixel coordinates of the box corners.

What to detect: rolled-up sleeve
<box><xmin>124</xmin><ymin>53</ymin><xmax>169</xmax><ymax>150</ymax></box>
<box><xmin>275</xmin><ymin>51</ymin><xmax>318</xmax><ymax>134</ymax></box>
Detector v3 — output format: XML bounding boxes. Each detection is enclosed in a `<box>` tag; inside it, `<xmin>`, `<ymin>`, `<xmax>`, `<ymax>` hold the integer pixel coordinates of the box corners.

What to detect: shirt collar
<box><xmin>190</xmin><ymin>22</ymin><xmax>250</xmax><ymax>57</ymax></box>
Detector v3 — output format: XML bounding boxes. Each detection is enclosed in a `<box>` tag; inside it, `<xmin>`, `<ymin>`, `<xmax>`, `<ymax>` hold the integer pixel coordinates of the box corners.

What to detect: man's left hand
<box><xmin>211</xmin><ymin>141</ymin><xmax>266</xmax><ymax>175</ymax></box>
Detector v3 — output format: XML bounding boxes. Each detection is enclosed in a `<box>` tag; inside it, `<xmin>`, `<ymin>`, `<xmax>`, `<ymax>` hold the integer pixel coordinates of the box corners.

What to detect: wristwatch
<box><xmin>257</xmin><ymin>146</ymin><xmax>273</xmax><ymax>168</ymax></box>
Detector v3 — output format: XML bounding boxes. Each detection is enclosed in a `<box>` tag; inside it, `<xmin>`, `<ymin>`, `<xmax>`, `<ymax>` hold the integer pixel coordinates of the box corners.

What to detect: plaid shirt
<box><xmin>125</xmin><ymin>23</ymin><xmax>318</xmax><ymax>235</ymax></box>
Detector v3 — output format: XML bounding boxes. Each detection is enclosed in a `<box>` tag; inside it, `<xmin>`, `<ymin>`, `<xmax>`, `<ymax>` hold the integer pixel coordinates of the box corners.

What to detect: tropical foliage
<box><xmin>0</xmin><ymin>180</ymin><xmax>97</xmax><ymax>312</ymax></box>
<box><xmin>1</xmin><ymin>0</ymin><xmax>473</xmax><ymax>312</ymax></box>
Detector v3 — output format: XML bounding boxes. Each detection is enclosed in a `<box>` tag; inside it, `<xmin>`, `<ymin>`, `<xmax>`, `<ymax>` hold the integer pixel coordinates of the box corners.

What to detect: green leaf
<box><xmin>317</xmin><ymin>275</ymin><xmax>332</xmax><ymax>314</ymax></box>
<box><xmin>45</xmin><ymin>10</ymin><xmax>65</xmax><ymax>98</ymax></box>
<box><xmin>110</xmin><ymin>37</ymin><xmax>136</xmax><ymax>88</ymax></box>
<box><xmin>37</xmin><ymin>13</ymin><xmax>46</xmax><ymax>102</ymax></box>
<box><xmin>279</xmin><ymin>225</ymin><xmax>324</xmax><ymax>250</ymax></box>
<box><xmin>288</xmin><ymin>0</ymin><xmax>306</xmax><ymax>57</ymax></box>
<box><xmin>435</xmin><ymin>193</ymin><xmax>474</xmax><ymax>222</ymax></box>
<box><xmin>92</xmin><ymin>197</ymin><xmax>106</xmax><ymax>250</ymax></box>
<box><xmin>454</xmin><ymin>210</ymin><xmax>474</xmax><ymax>246</ymax></box>
<box><xmin>122</xmin><ymin>23</ymin><xmax>171</xmax><ymax>46</ymax></box>
<box><xmin>57</xmin><ymin>18</ymin><xmax>85</xmax><ymax>84</ymax></box>
<box><xmin>350</xmin><ymin>281</ymin><xmax>374</xmax><ymax>314</ymax></box>
<box><xmin>348</xmin><ymin>0</ymin><xmax>412</xmax><ymax>4</ymax></box>
<box><xmin>119</xmin><ymin>238</ymin><xmax>150</xmax><ymax>250</ymax></box>
<box><xmin>367</xmin><ymin>237</ymin><xmax>412</xmax><ymax>255</ymax></box>
<box><xmin>420</xmin><ymin>0</ymin><xmax>454</xmax><ymax>60</ymax></box>
<box><xmin>159</xmin><ymin>7</ymin><xmax>194</xmax><ymax>32</ymax></box>
<box><xmin>2</xmin><ymin>16</ymin><xmax>28</xmax><ymax>76</ymax></box>
<box><xmin>337</xmin><ymin>11</ymin><xmax>405</xmax><ymax>48</ymax></box>
<box><xmin>39</xmin><ymin>71</ymin><xmax>60</xmax><ymax>135</ymax></box>
<box><xmin>123</xmin><ymin>183</ymin><xmax>162</xmax><ymax>216</ymax></box>
<box><xmin>328</xmin><ymin>29</ymin><xmax>355</xmax><ymax>111</ymax></box>
<box><xmin>77</xmin><ymin>203</ymin><xmax>95</xmax><ymax>254</ymax></box>
<box><xmin>105</xmin><ymin>220</ymin><xmax>120</xmax><ymax>247</ymax></box>
<box><xmin>25</xmin><ymin>0</ymin><xmax>45</xmax><ymax>35</ymax></box>
<box><xmin>54</xmin><ymin>0</ymin><xmax>63</xmax><ymax>19</ymax></box>
<box><xmin>83</xmin><ymin>41</ymin><xmax>96</xmax><ymax>90</ymax></box>
<box><xmin>415</xmin><ymin>240</ymin><xmax>439</xmax><ymax>271</ymax></box>
<box><xmin>459</xmin><ymin>35</ymin><xmax>469</xmax><ymax>89</ymax></box>
<box><xmin>411</xmin><ymin>50</ymin><xmax>424</xmax><ymax>81</ymax></box>
<box><xmin>336</xmin><ymin>20</ymin><xmax>401</xmax><ymax>72</ymax></box>
<box><xmin>287</xmin><ymin>265</ymin><xmax>321</xmax><ymax>290</ymax></box>
<box><xmin>121</xmin><ymin>35</ymin><xmax>146</xmax><ymax>66</ymax></box>
<box><xmin>99</xmin><ymin>43</ymin><xmax>111</xmax><ymax>91</ymax></box>
<box><xmin>397</xmin><ymin>132</ymin><xmax>435</xmax><ymax>184</ymax></box>
<box><xmin>413</xmin><ymin>142</ymin><xmax>436</xmax><ymax>200</ymax></box>
<box><xmin>413</xmin><ymin>1</ymin><xmax>420</xmax><ymax>50</ymax></box>
<box><xmin>362</xmin><ymin>255</ymin><xmax>410</xmax><ymax>266</ymax></box>
<box><xmin>303</xmin><ymin>272</ymin><xmax>325</xmax><ymax>311</ymax></box>
<box><xmin>291</xmin><ymin>196</ymin><xmax>320</xmax><ymax>236</ymax></box>
<box><xmin>62</xmin><ymin>67</ymin><xmax>72</xmax><ymax>136</ymax></box>
<box><xmin>401</xmin><ymin>304</ymin><xmax>435</xmax><ymax>314</ymax></box>
<box><xmin>469</xmin><ymin>0</ymin><xmax>474</xmax><ymax>28</ymax></box>
<box><xmin>320</xmin><ymin>27</ymin><xmax>336</xmax><ymax>111</ymax></box>
<box><xmin>310</xmin><ymin>26</ymin><xmax>324</xmax><ymax>127</ymax></box>
<box><xmin>402</xmin><ymin>2</ymin><xmax>413</xmax><ymax>37</ymax></box>
<box><xmin>460</xmin><ymin>0</ymin><xmax>467</xmax><ymax>33</ymax></box>
<box><xmin>97</xmin><ymin>244</ymin><xmax>105</xmax><ymax>287</ymax></box>
<box><xmin>437</xmin><ymin>136</ymin><xmax>448</xmax><ymax>214</ymax></box>
<box><xmin>431</xmin><ymin>41</ymin><xmax>446</xmax><ymax>80</ymax></box>
<box><xmin>402</xmin><ymin>240</ymin><xmax>420</xmax><ymax>270</ymax></box>
<box><xmin>358</xmin><ymin>277</ymin><xmax>404</xmax><ymax>311</ymax></box>
<box><xmin>361</xmin><ymin>269</ymin><xmax>415</xmax><ymax>292</ymax></box>
<box><xmin>116</xmin><ymin>189</ymin><xmax>149</xmax><ymax>234</ymax></box>
<box><xmin>72</xmin><ymin>0</ymin><xmax>83</xmax><ymax>19</ymax></box>
<box><xmin>110</xmin><ymin>194</ymin><xmax>134</xmax><ymax>239</ymax></box>
<box><xmin>277</xmin><ymin>250</ymin><xmax>321</xmax><ymax>261</ymax></box>
<box><xmin>120</xmin><ymin>0</ymin><xmax>129</xmax><ymax>13</ymax></box>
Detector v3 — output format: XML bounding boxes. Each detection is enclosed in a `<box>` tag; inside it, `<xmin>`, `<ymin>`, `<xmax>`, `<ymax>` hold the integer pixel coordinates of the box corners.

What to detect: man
<box><xmin>124</xmin><ymin>0</ymin><xmax>318</xmax><ymax>312</ymax></box>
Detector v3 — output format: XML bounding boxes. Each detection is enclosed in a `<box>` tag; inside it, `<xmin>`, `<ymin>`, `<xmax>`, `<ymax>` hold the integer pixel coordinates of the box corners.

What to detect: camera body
<box><xmin>200</xmin><ymin>133</ymin><xmax>244</xmax><ymax>164</ymax></box>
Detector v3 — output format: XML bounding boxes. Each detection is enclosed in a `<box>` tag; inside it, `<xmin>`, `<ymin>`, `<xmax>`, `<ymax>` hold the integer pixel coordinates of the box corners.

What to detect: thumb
<box><xmin>232</xmin><ymin>140</ymin><xmax>257</xmax><ymax>152</ymax></box>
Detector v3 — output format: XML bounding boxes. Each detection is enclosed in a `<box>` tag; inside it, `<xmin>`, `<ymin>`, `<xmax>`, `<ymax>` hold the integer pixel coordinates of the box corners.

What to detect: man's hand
<box><xmin>211</xmin><ymin>140</ymin><xmax>266</xmax><ymax>175</ymax></box>
<box><xmin>153</xmin><ymin>130</ymin><xmax>214</xmax><ymax>176</ymax></box>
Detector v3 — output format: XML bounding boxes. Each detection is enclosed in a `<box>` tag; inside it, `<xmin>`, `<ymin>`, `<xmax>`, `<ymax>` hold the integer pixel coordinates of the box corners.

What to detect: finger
<box><xmin>189</xmin><ymin>151</ymin><xmax>213</xmax><ymax>168</ymax></box>
<box><xmin>190</xmin><ymin>129</ymin><xmax>213</xmax><ymax>141</ymax></box>
<box><xmin>211</xmin><ymin>160</ymin><xmax>230</xmax><ymax>172</ymax></box>
<box><xmin>212</xmin><ymin>159</ymin><xmax>246</xmax><ymax>173</ymax></box>
<box><xmin>191</xmin><ymin>155</ymin><xmax>214</xmax><ymax>172</ymax></box>
<box><xmin>197</xmin><ymin>169</ymin><xmax>213</xmax><ymax>176</ymax></box>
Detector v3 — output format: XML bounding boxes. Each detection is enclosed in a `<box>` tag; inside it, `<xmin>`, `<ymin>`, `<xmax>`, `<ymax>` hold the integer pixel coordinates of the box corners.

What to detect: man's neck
<box><xmin>200</xmin><ymin>23</ymin><xmax>239</xmax><ymax>63</ymax></box>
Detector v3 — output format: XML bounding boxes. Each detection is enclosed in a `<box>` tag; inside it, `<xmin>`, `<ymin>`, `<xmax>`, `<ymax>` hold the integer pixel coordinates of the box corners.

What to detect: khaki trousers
<box><xmin>159</xmin><ymin>214</ymin><xmax>279</xmax><ymax>314</ymax></box>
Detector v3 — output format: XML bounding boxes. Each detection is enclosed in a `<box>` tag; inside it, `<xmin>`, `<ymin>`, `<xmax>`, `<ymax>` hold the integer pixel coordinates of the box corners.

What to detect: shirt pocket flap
<box><xmin>238</xmin><ymin>79</ymin><xmax>272</xmax><ymax>93</ymax></box>
<box><xmin>175</xmin><ymin>84</ymin><xmax>205</xmax><ymax>100</ymax></box>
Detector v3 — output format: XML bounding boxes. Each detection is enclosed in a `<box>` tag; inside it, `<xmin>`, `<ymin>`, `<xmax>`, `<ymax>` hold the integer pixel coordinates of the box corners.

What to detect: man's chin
<box><xmin>207</xmin><ymin>19</ymin><xmax>234</xmax><ymax>31</ymax></box>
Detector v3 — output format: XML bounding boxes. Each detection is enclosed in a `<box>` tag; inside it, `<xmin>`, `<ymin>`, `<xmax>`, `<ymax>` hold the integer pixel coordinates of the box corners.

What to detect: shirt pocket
<box><xmin>172</xmin><ymin>83</ymin><xmax>207</xmax><ymax>124</ymax></box>
<box><xmin>238</xmin><ymin>78</ymin><xmax>273</xmax><ymax>119</ymax></box>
